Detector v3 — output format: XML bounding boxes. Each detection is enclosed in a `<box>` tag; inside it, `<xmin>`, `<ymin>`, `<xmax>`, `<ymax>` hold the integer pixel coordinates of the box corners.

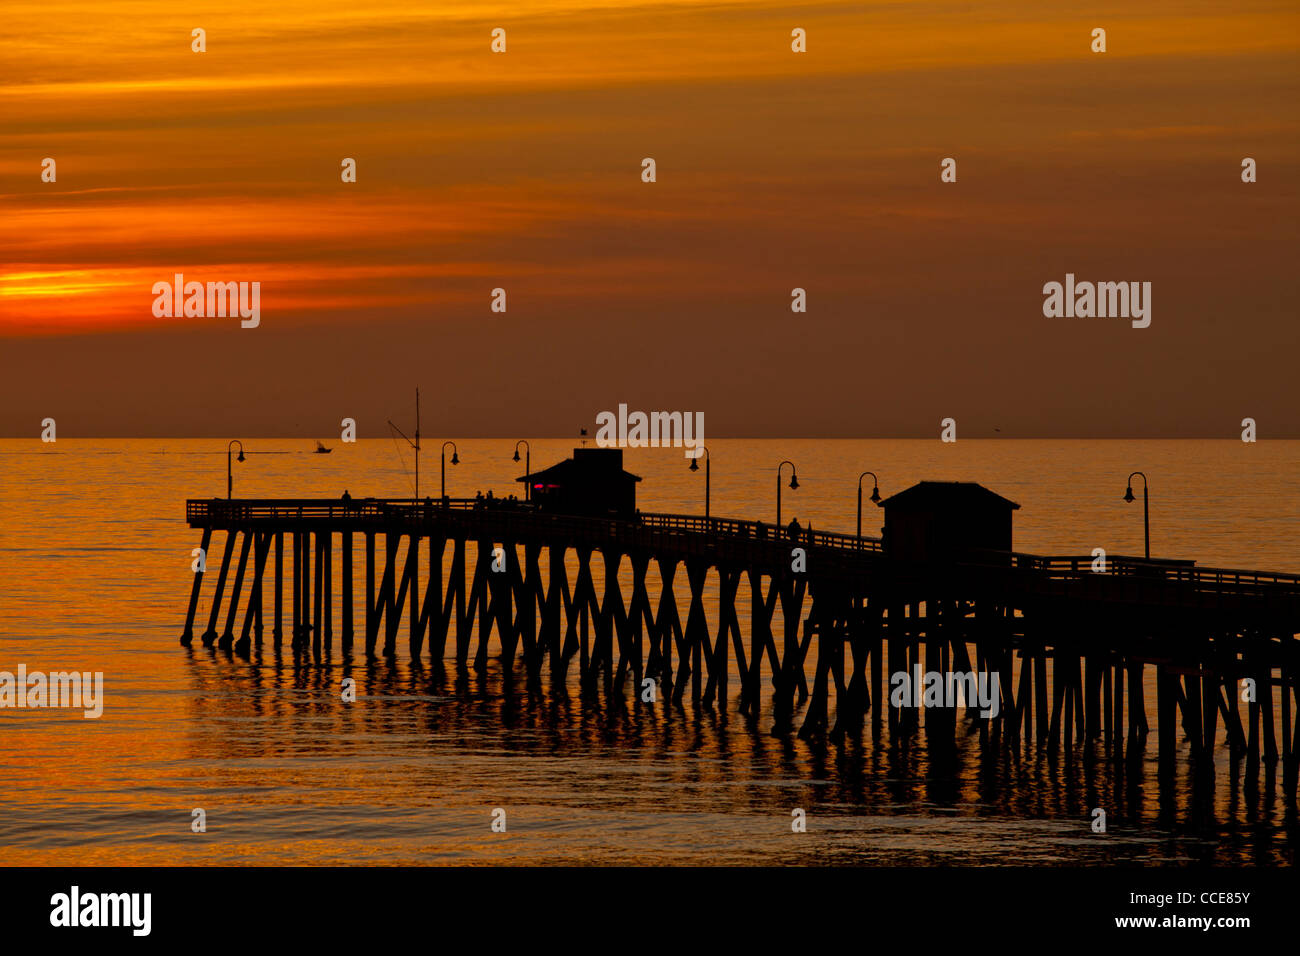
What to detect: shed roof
<box><xmin>516</xmin><ymin>455</ymin><xmax>642</xmax><ymax>485</ymax></box>
<box><xmin>877</xmin><ymin>481</ymin><xmax>1020</xmax><ymax>511</ymax></box>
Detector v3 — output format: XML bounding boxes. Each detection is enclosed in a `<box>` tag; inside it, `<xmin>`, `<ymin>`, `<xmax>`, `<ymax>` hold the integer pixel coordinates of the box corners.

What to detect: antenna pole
<box><xmin>414</xmin><ymin>387</ymin><xmax>421</xmax><ymax>501</ymax></box>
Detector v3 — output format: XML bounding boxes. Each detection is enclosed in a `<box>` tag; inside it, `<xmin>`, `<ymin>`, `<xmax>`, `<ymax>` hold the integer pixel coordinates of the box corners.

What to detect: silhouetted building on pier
<box><xmin>877</xmin><ymin>481</ymin><xmax>1019</xmax><ymax>561</ymax></box>
<box><xmin>517</xmin><ymin>448</ymin><xmax>641</xmax><ymax>518</ymax></box>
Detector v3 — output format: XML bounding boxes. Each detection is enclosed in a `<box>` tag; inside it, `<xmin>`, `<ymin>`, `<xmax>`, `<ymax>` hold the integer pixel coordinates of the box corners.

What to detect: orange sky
<box><xmin>1</xmin><ymin>0</ymin><xmax>1298</xmax><ymax>436</ymax></box>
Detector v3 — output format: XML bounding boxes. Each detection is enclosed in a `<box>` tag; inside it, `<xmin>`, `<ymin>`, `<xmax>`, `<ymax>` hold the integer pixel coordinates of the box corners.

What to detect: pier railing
<box><xmin>185</xmin><ymin>498</ymin><xmax>887</xmax><ymax>552</ymax></box>
<box><xmin>958</xmin><ymin>547</ymin><xmax>1300</xmax><ymax>588</ymax></box>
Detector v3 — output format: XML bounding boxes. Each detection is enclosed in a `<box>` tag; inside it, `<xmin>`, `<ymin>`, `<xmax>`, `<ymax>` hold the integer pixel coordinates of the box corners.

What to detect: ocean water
<box><xmin>0</xmin><ymin>438</ymin><xmax>1296</xmax><ymax>865</ymax></box>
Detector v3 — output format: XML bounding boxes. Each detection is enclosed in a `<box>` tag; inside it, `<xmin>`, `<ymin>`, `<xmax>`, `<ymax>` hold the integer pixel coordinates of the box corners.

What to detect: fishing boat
<box><xmin>314</xmin><ymin>441</ymin><xmax>332</xmax><ymax>454</ymax></box>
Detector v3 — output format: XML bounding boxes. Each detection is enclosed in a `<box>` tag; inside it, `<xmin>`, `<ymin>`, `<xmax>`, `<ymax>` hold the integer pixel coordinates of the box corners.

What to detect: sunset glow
<box><xmin>2</xmin><ymin>0</ymin><xmax>1297</xmax><ymax>436</ymax></box>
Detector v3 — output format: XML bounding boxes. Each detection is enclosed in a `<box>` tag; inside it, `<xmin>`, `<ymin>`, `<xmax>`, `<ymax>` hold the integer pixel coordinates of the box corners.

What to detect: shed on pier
<box><xmin>517</xmin><ymin>448</ymin><xmax>641</xmax><ymax>518</ymax></box>
<box><xmin>876</xmin><ymin>481</ymin><xmax>1019</xmax><ymax>562</ymax></box>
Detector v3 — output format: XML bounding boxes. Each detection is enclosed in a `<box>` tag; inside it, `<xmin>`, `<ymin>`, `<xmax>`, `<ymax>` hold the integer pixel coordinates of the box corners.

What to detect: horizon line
<box><xmin>3</xmin><ymin>436</ymin><xmax>1297</xmax><ymax>442</ymax></box>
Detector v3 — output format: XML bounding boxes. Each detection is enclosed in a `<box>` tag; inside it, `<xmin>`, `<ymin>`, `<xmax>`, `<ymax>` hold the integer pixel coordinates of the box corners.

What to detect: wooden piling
<box><xmin>273</xmin><ymin>531</ymin><xmax>283</xmax><ymax>645</ymax></box>
<box><xmin>313</xmin><ymin>532</ymin><xmax>324</xmax><ymax>654</ymax></box>
<box><xmin>364</xmin><ymin>532</ymin><xmax>376</xmax><ymax>652</ymax></box>
<box><xmin>323</xmin><ymin>531</ymin><xmax>332</xmax><ymax>649</ymax></box>
<box><xmin>341</xmin><ymin>531</ymin><xmax>353</xmax><ymax>649</ymax></box>
<box><xmin>292</xmin><ymin>531</ymin><xmax>302</xmax><ymax>647</ymax></box>
<box><xmin>201</xmin><ymin>530</ymin><xmax>237</xmax><ymax>647</ymax></box>
<box><xmin>181</xmin><ymin>526</ymin><xmax>213</xmax><ymax>645</ymax></box>
<box><xmin>1261</xmin><ymin>662</ymin><xmax>1278</xmax><ymax>762</ymax></box>
<box><xmin>219</xmin><ymin>529</ymin><xmax>253</xmax><ymax>649</ymax></box>
<box><xmin>1035</xmin><ymin>646</ymin><xmax>1048</xmax><ymax>748</ymax></box>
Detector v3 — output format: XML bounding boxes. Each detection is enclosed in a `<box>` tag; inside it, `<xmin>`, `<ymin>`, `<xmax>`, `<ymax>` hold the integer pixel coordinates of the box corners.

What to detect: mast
<box><xmin>386</xmin><ymin>390</ymin><xmax>421</xmax><ymax>500</ymax></box>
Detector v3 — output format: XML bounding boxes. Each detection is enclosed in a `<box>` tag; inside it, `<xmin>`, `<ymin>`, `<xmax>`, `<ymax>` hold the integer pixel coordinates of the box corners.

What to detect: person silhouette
<box><xmin>341</xmin><ymin>489</ymin><xmax>351</xmax><ymax>501</ymax></box>
<box><xmin>788</xmin><ymin>517</ymin><xmax>801</xmax><ymax>540</ymax></box>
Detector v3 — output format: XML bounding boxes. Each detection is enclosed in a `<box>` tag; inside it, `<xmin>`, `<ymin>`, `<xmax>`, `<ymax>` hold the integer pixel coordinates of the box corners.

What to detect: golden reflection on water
<box><xmin>0</xmin><ymin>440</ymin><xmax>1296</xmax><ymax>864</ymax></box>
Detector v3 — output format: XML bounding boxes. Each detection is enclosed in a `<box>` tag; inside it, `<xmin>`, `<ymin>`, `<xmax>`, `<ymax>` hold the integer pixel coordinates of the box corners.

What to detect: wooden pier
<box><xmin>180</xmin><ymin>497</ymin><xmax>1300</xmax><ymax>791</ymax></box>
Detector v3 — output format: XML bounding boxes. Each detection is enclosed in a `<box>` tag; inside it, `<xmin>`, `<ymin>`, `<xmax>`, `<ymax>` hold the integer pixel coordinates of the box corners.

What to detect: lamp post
<box><xmin>777</xmin><ymin>459</ymin><xmax>798</xmax><ymax>527</ymax></box>
<box><xmin>441</xmin><ymin>441</ymin><xmax>459</xmax><ymax>502</ymax></box>
<box><xmin>227</xmin><ymin>440</ymin><xmax>245</xmax><ymax>499</ymax></box>
<box><xmin>1124</xmin><ymin>471</ymin><xmax>1150</xmax><ymax>560</ymax></box>
<box><xmin>512</xmin><ymin>440</ymin><xmax>530</xmax><ymax>501</ymax></box>
<box><xmin>857</xmin><ymin>471</ymin><xmax>881</xmax><ymax>538</ymax></box>
<box><xmin>688</xmin><ymin>446</ymin><xmax>710</xmax><ymax>519</ymax></box>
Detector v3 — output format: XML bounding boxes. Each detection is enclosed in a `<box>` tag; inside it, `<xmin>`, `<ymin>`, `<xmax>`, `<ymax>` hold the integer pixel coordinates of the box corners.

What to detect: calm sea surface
<box><xmin>1</xmin><ymin>439</ymin><xmax>1296</xmax><ymax>865</ymax></box>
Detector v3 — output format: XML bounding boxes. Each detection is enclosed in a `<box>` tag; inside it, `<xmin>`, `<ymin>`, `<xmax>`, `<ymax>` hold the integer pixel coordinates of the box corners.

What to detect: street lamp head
<box><xmin>870</xmin><ymin>485</ymin><xmax>881</xmax><ymax>503</ymax></box>
<box><xmin>689</xmin><ymin>457</ymin><xmax>699</xmax><ymax>472</ymax></box>
<box><xmin>451</xmin><ymin>451</ymin><xmax>460</xmax><ymax>465</ymax></box>
<box><xmin>1124</xmin><ymin>486</ymin><xmax>1135</xmax><ymax>503</ymax></box>
<box><xmin>512</xmin><ymin>449</ymin><xmax>520</xmax><ymax>462</ymax></box>
<box><xmin>788</xmin><ymin>473</ymin><xmax>799</xmax><ymax>491</ymax></box>
<box><xmin>236</xmin><ymin>450</ymin><xmax>246</xmax><ymax>463</ymax></box>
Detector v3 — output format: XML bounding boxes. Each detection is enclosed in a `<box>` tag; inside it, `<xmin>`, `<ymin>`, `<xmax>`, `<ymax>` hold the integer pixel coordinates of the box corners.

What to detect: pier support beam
<box><xmin>341</xmin><ymin>530</ymin><xmax>353</xmax><ymax>650</ymax></box>
<box><xmin>273</xmin><ymin>531</ymin><xmax>283</xmax><ymax>645</ymax></box>
<box><xmin>218</xmin><ymin>529</ymin><xmax>252</xmax><ymax>650</ymax></box>
<box><xmin>201</xmin><ymin>530</ymin><xmax>237</xmax><ymax>647</ymax></box>
<box><xmin>365</xmin><ymin>532</ymin><xmax>376</xmax><ymax>653</ymax></box>
<box><xmin>313</xmin><ymin>531</ymin><xmax>325</xmax><ymax>655</ymax></box>
<box><xmin>236</xmin><ymin>531</ymin><xmax>270</xmax><ymax>655</ymax></box>
<box><xmin>181</xmin><ymin>527</ymin><xmax>213</xmax><ymax>645</ymax></box>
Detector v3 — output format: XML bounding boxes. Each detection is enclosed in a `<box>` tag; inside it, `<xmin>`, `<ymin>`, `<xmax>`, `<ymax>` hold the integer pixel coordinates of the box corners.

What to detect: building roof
<box><xmin>877</xmin><ymin>481</ymin><xmax>1020</xmax><ymax>511</ymax></box>
<box><xmin>516</xmin><ymin>448</ymin><xmax>642</xmax><ymax>485</ymax></box>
